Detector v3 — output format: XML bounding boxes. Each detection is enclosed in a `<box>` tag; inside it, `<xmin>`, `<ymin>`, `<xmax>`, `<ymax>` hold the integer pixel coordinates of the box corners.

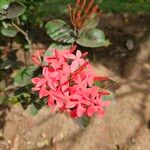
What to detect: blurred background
<box><xmin>0</xmin><ymin>0</ymin><xmax>150</xmax><ymax>149</ymax></box>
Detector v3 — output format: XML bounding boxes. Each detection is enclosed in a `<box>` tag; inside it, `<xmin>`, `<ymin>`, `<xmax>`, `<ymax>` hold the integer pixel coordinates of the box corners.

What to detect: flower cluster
<box><xmin>31</xmin><ymin>46</ymin><xmax>110</xmax><ymax>118</ymax></box>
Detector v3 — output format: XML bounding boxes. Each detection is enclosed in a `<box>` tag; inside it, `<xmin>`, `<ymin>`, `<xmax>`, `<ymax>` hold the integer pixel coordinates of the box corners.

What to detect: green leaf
<box><xmin>45</xmin><ymin>19</ymin><xmax>75</xmax><ymax>44</ymax></box>
<box><xmin>24</xmin><ymin>44</ymin><xmax>30</xmax><ymax>49</ymax></box>
<box><xmin>94</xmin><ymin>80</ymin><xmax>101</xmax><ymax>87</ymax></box>
<box><xmin>73</xmin><ymin>115</ymin><xmax>91</xmax><ymax>128</ymax></box>
<box><xmin>26</xmin><ymin>96</ymin><xmax>46</xmax><ymax>115</ymax></box>
<box><xmin>0</xmin><ymin>2</ymin><xmax>26</xmax><ymax>20</ymax></box>
<box><xmin>77</xmin><ymin>28</ymin><xmax>108</xmax><ymax>48</ymax></box>
<box><xmin>45</xmin><ymin>19</ymin><xmax>66</xmax><ymax>34</ymax></box>
<box><xmin>2</xmin><ymin>21</ymin><xmax>11</xmax><ymax>28</ymax></box>
<box><xmin>0</xmin><ymin>93</ymin><xmax>9</xmax><ymax>104</ymax></box>
<box><xmin>48</xmin><ymin>43</ymin><xmax>71</xmax><ymax>51</ymax></box>
<box><xmin>0</xmin><ymin>0</ymin><xmax>10</xmax><ymax>12</ymax></box>
<box><xmin>102</xmin><ymin>92</ymin><xmax>115</xmax><ymax>101</ymax></box>
<box><xmin>44</xmin><ymin>49</ymin><xmax>52</xmax><ymax>57</ymax></box>
<box><xmin>9</xmin><ymin>93</ymin><xmax>31</xmax><ymax>105</ymax></box>
<box><xmin>94</xmin><ymin>79</ymin><xmax>121</xmax><ymax>93</ymax></box>
<box><xmin>0</xmin><ymin>80</ymin><xmax>6</xmax><ymax>91</ymax></box>
<box><xmin>14</xmin><ymin>66</ymin><xmax>36</xmax><ymax>86</ymax></box>
<box><xmin>7</xmin><ymin>2</ymin><xmax>26</xmax><ymax>19</ymax></box>
<box><xmin>1</xmin><ymin>26</ymin><xmax>18</xmax><ymax>37</ymax></box>
<box><xmin>0</xmin><ymin>95</ymin><xmax>6</xmax><ymax>104</ymax></box>
<box><xmin>0</xmin><ymin>59</ymin><xmax>14</xmax><ymax>69</ymax></box>
<box><xmin>9</xmin><ymin>96</ymin><xmax>19</xmax><ymax>105</ymax></box>
<box><xmin>82</xmin><ymin>13</ymin><xmax>100</xmax><ymax>30</ymax></box>
<box><xmin>30</xmin><ymin>103</ymin><xmax>39</xmax><ymax>116</ymax></box>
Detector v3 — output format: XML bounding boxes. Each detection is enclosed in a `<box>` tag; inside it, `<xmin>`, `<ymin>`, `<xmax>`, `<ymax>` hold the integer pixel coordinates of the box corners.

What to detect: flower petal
<box><xmin>64</xmin><ymin>53</ymin><xmax>76</xmax><ymax>59</ymax></box>
<box><xmin>87</xmin><ymin>105</ymin><xmax>96</xmax><ymax>117</ymax></box>
<box><xmin>32</xmin><ymin>77</ymin><xmax>41</xmax><ymax>84</ymax></box>
<box><xmin>71</xmin><ymin>60</ymin><xmax>79</xmax><ymax>73</ymax></box>
<box><xmin>97</xmin><ymin>108</ymin><xmax>105</xmax><ymax>118</ymax></box>
<box><xmin>76</xmin><ymin>104</ymin><xmax>85</xmax><ymax>117</ymax></box>
<box><xmin>61</xmin><ymin>83</ymin><xmax>69</xmax><ymax>92</ymax></box>
<box><xmin>50</xmin><ymin>71</ymin><xmax>59</xmax><ymax>78</ymax></box>
<box><xmin>39</xmin><ymin>87</ymin><xmax>49</xmax><ymax>98</ymax></box>
<box><xmin>88</xmin><ymin>76</ymin><xmax>94</xmax><ymax>87</ymax></box>
<box><xmin>76</xmin><ymin>50</ymin><xmax>82</xmax><ymax>58</ymax></box>
<box><xmin>43</xmin><ymin>67</ymin><xmax>49</xmax><ymax>78</ymax></box>
<box><xmin>65</xmin><ymin>101</ymin><xmax>77</xmax><ymax>108</ymax></box>
<box><xmin>56</xmin><ymin>100</ymin><xmax>64</xmax><ymax>108</ymax></box>
<box><xmin>91</xmin><ymin>86</ymin><xmax>99</xmax><ymax>100</ymax></box>
<box><xmin>31</xmin><ymin>57</ymin><xmax>41</xmax><ymax>66</ymax></box>
<box><xmin>36</xmin><ymin>78</ymin><xmax>46</xmax><ymax>87</ymax></box>
<box><xmin>78</xmin><ymin>59</ymin><xmax>85</xmax><ymax>66</ymax></box>
<box><xmin>69</xmin><ymin>94</ymin><xmax>82</xmax><ymax>100</ymax></box>
<box><xmin>80</xmin><ymin>99</ymin><xmax>93</xmax><ymax>106</ymax></box>
<box><xmin>47</xmin><ymin>80</ymin><xmax>56</xmax><ymax>90</ymax></box>
<box><xmin>48</xmin><ymin>96</ymin><xmax>54</xmax><ymax>106</ymax></box>
<box><xmin>69</xmin><ymin>109</ymin><xmax>77</xmax><ymax>118</ymax></box>
<box><xmin>32</xmin><ymin>87</ymin><xmax>40</xmax><ymax>91</ymax></box>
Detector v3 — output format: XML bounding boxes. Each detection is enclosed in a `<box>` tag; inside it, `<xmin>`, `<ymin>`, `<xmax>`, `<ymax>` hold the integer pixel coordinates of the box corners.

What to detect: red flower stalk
<box><xmin>68</xmin><ymin>0</ymin><xmax>102</xmax><ymax>30</ymax></box>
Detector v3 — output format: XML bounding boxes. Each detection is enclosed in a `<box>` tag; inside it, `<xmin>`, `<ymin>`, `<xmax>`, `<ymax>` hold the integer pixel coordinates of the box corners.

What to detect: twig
<box><xmin>4</xmin><ymin>85</ymin><xmax>21</xmax><ymax>92</ymax></box>
<box><xmin>11</xmin><ymin>21</ymin><xmax>32</xmax><ymax>52</ymax></box>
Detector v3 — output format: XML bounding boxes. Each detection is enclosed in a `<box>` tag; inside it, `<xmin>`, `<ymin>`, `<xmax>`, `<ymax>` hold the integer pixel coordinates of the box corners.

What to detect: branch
<box><xmin>4</xmin><ymin>85</ymin><xmax>21</xmax><ymax>92</ymax></box>
<box><xmin>11</xmin><ymin>21</ymin><xmax>32</xmax><ymax>52</ymax></box>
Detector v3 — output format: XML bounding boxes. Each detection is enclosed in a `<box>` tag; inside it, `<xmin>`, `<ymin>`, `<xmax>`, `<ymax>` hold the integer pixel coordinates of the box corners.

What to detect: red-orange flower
<box><xmin>31</xmin><ymin>47</ymin><xmax>110</xmax><ymax>118</ymax></box>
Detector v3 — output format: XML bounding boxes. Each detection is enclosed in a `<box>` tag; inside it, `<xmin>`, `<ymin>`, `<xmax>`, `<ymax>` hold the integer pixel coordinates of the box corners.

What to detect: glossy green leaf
<box><xmin>45</xmin><ymin>19</ymin><xmax>75</xmax><ymax>43</ymax></box>
<box><xmin>82</xmin><ymin>13</ymin><xmax>100</xmax><ymax>30</ymax></box>
<box><xmin>45</xmin><ymin>19</ymin><xmax>66</xmax><ymax>34</ymax></box>
<box><xmin>7</xmin><ymin>2</ymin><xmax>26</xmax><ymax>18</ymax></box>
<box><xmin>94</xmin><ymin>79</ymin><xmax>121</xmax><ymax>93</ymax></box>
<box><xmin>14</xmin><ymin>66</ymin><xmax>36</xmax><ymax>86</ymax></box>
<box><xmin>99</xmin><ymin>79</ymin><xmax>120</xmax><ymax>93</ymax></box>
<box><xmin>30</xmin><ymin>103</ymin><xmax>39</xmax><ymax>116</ymax></box>
<box><xmin>77</xmin><ymin>28</ymin><xmax>108</xmax><ymax>48</ymax></box>
<box><xmin>73</xmin><ymin>115</ymin><xmax>91</xmax><ymax>128</ymax></box>
<box><xmin>30</xmin><ymin>97</ymin><xmax>46</xmax><ymax>116</ymax></box>
<box><xmin>0</xmin><ymin>2</ymin><xmax>26</xmax><ymax>20</ymax></box>
<box><xmin>1</xmin><ymin>26</ymin><xmax>18</xmax><ymax>37</ymax></box>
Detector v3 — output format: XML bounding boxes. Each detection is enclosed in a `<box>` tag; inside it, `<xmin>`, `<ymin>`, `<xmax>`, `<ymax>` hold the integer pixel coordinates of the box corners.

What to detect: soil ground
<box><xmin>0</xmin><ymin>13</ymin><xmax>150</xmax><ymax>150</ymax></box>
